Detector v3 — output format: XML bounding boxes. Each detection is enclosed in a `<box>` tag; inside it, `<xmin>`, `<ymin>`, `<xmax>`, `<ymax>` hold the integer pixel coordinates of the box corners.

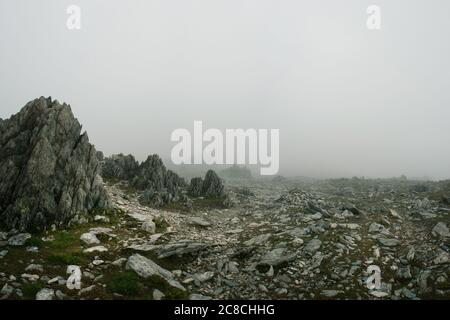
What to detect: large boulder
<box><xmin>0</xmin><ymin>97</ymin><xmax>110</xmax><ymax>231</ymax></box>
<box><xmin>126</xmin><ymin>254</ymin><xmax>185</xmax><ymax>291</ymax></box>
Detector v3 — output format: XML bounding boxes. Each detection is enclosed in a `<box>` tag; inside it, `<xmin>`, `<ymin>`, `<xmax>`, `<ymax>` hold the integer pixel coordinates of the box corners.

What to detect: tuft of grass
<box><xmin>22</xmin><ymin>282</ymin><xmax>45</xmax><ymax>299</ymax></box>
<box><xmin>106</xmin><ymin>271</ymin><xmax>141</xmax><ymax>296</ymax></box>
<box><xmin>154</xmin><ymin>216</ymin><xmax>170</xmax><ymax>233</ymax></box>
<box><xmin>104</xmin><ymin>270</ymin><xmax>188</xmax><ymax>300</ymax></box>
<box><xmin>26</xmin><ymin>235</ymin><xmax>44</xmax><ymax>248</ymax></box>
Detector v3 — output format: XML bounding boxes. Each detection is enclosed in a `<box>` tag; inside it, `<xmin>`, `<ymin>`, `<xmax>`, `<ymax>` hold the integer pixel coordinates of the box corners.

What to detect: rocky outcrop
<box><xmin>0</xmin><ymin>97</ymin><xmax>110</xmax><ymax>231</ymax></box>
<box><xmin>101</xmin><ymin>153</ymin><xmax>139</xmax><ymax>181</ymax></box>
<box><xmin>188</xmin><ymin>177</ymin><xmax>203</xmax><ymax>197</ymax></box>
<box><xmin>132</xmin><ymin>155</ymin><xmax>186</xmax><ymax>207</ymax></box>
<box><xmin>133</xmin><ymin>155</ymin><xmax>169</xmax><ymax>190</ymax></box>
<box><xmin>202</xmin><ymin>170</ymin><xmax>225</xmax><ymax>198</ymax></box>
<box><xmin>188</xmin><ymin>170</ymin><xmax>232</xmax><ymax>207</ymax></box>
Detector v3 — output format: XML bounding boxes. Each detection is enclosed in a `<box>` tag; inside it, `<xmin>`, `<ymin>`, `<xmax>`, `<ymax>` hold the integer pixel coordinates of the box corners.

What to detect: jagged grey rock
<box><xmin>25</xmin><ymin>264</ymin><xmax>44</xmax><ymax>273</ymax></box>
<box><xmin>188</xmin><ymin>177</ymin><xmax>203</xmax><ymax>197</ymax></box>
<box><xmin>0</xmin><ymin>97</ymin><xmax>110</xmax><ymax>230</ymax></box>
<box><xmin>432</xmin><ymin>222</ymin><xmax>449</xmax><ymax>238</ymax></box>
<box><xmin>244</xmin><ymin>233</ymin><xmax>271</xmax><ymax>246</ymax></box>
<box><xmin>189</xmin><ymin>293</ymin><xmax>212</xmax><ymax>300</ymax></box>
<box><xmin>155</xmin><ymin>240</ymin><xmax>210</xmax><ymax>258</ymax></box>
<box><xmin>7</xmin><ymin>233</ymin><xmax>31</xmax><ymax>246</ymax></box>
<box><xmin>193</xmin><ymin>271</ymin><xmax>215</xmax><ymax>283</ymax></box>
<box><xmin>80</xmin><ymin>232</ymin><xmax>100</xmax><ymax>245</ymax></box>
<box><xmin>304</xmin><ymin>239</ymin><xmax>322</xmax><ymax>254</ymax></box>
<box><xmin>132</xmin><ymin>155</ymin><xmax>185</xmax><ymax>191</ymax></box>
<box><xmin>369</xmin><ymin>222</ymin><xmax>386</xmax><ymax>233</ymax></box>
<box><xmin>141</xmin><ymin>220</ymin><xmax>156</xmax><ymax>234</ymax></box>
<box><xmin>133</xmin><ymin>154</ymin><xmax>185</xmax><ymax>207</ymax></box>
<box><xmin>190</xmin><ymin>217</ymin><xmax>211</xmax><ymax>227</ymax></box>
<box><xmin>126</xmin><ymin>254</ymin><xmax>185</xmax><ymax>291</ymax></box>
<box><xmin>202</xmin><ymin>170</ymin><xmax>225</xmax><ymax>198</ymax></box>
<box><xmin>377</xmin><ymin>237</ymin><xmax>401</xmax><ymax>247</ymax></box>
<box><xmin>101</xmin><ymin>153</ymin><xmax>139</xmax><ymax>181</ymax></box>
<box><xmin>188</xmin><ymin>170</ymin><xmax>232</xmax><ymax>207</ymax></box>
<box><xmin>153</xmin><ymin>289</ymin><xmax>165</xmax><ymax>300</ymax></box>
<box><xmin>1</xmin><ymin>283</ymin><xmax>14</xmax><ymax>295</ymax></box>
<box><xmin>36</xmin><ymin>288</ymin><xmax>54</xmax><ymax>300</ymax></box>
<box><xmin>258</xmin><ymin>248</ymin><xmax>296</xmax><ymax>267</ymax></box>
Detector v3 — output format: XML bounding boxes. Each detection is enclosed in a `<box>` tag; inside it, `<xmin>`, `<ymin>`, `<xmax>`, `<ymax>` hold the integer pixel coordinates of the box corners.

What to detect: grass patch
<box><xmin>105</xmin><ymin>271</ymin><xmax>188</xmax><ymax>300</ymax></box>
<box><xmin>106</xmin><ymin>271</ymin><xmax>141</xmax><ymax>296</ymax></box>
<box><xmin>154</xmin><ymin>216</ymin><xmax>170</xmax><ymax>233</ymax></box>
<box><xmin>50</xmin><ymin>231</ymin><xmax>78</xmax><ymax>250</ymax></box>
<box><xmin>22</xmin><ymin>282</ymin><xmax>45</xmax><ymax>299</ymax></box>
<box><xmin>45</xmin><ymin>230</ymin><xmax>87</xmax><ymax>266</ymax></box>
<box><xmin>161</xmin><ymin>202</ymin><xmax>189</xmax><ymax>213</ymax></box>
<box><xmin>192</xmin><ymin>197</ymin><xmax>224</xmax><ymax>209</ymax></box>
<box><xmin>145</xmin><ymin>275</ymin><xmax>188</xmax><ymax>300</ymax></box>
<box><xmin>47</xmin><ymin>252</ymin><xmax>87</xmax><ymax>266</ymax></box>
<box><xmin>26</xmin><ymin>235</ymin><xmax>44</xmax><ymax>248</ymax></box>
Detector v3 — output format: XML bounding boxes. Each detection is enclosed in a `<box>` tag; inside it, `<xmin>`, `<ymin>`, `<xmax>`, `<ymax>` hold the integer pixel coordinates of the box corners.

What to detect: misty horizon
<box><xmin>1</xmin><ymin>0</ymin><xmax>450</xmax><ymax>180</ymax></box>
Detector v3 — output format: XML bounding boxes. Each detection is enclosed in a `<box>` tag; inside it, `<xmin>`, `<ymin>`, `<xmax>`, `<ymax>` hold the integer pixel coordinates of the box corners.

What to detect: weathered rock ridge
<box><xmin>0</xmin><ymin>97</ymin><xmax>110</xmax><ymax>230</ymax></box>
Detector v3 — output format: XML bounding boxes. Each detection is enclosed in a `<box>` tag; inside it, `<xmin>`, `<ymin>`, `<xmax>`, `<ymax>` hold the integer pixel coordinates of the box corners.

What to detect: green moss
<box><xmin>22</xmin><ymin>282</ymin><xmax>45</xmax><ymax>299</ymax></box>
<box><xmin>45</xmin><ymin>230</ymin><xmax>87</xmax><ymax>266</ymax></box>
<box><xmin>47</xmin><ymin>252</ymin><xmax>87</xmax><ymax>266</ymax></box>
<box><xmin>26</xmin><ymin>235</ymin><xmax>44</xmax><ymax>248</ymax></box>
<box><xmin>104</xmin><ymin>270</ymin><xmax>188</xmax><ymax>300</ymax></box>
<box><xmin>50</xmin><ymin>231</ymin><xmax>78</xmax><ymax>250</ymax></box>
<box><xmin>106</xmin><ymin>271</ymin><xmax>141</xmax><ymax>296</ymax></box>
<box><xmin>145</xmin><ymin>275</ymin><xmax>188</xmax><ymax>300</ymax></box>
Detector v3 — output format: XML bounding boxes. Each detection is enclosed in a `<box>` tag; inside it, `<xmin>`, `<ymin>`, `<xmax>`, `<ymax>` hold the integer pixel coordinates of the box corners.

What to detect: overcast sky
<box><xmin>1</xmin><ymin>0</ymin><xmax>449</xmax><ymax>179</ymax></box>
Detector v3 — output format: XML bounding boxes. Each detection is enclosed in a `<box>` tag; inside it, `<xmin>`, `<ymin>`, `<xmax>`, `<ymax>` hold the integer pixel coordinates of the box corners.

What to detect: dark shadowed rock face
<box><xmin>188</xmin><ymin>177</ymin><xmax>204</xmax><ymax>197</ymax></box>
<box><xmin>0</xmin><ymin>97</ymin><xmax>110</xmax><ymax>231</ymax></box>
<box><xmin>188</xmin><ymin>170</ymin><xmax>230</xmax><ymax>207</ymax></box>
<box><xmin>202</xmin><ymin>170</ymin><xmax>225</xmax><ymax>198</ymax></box>
<box><xmin>102</xmin><ymin>153</ymin><xmax>139</xmax><ymax>181</ymax></box>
